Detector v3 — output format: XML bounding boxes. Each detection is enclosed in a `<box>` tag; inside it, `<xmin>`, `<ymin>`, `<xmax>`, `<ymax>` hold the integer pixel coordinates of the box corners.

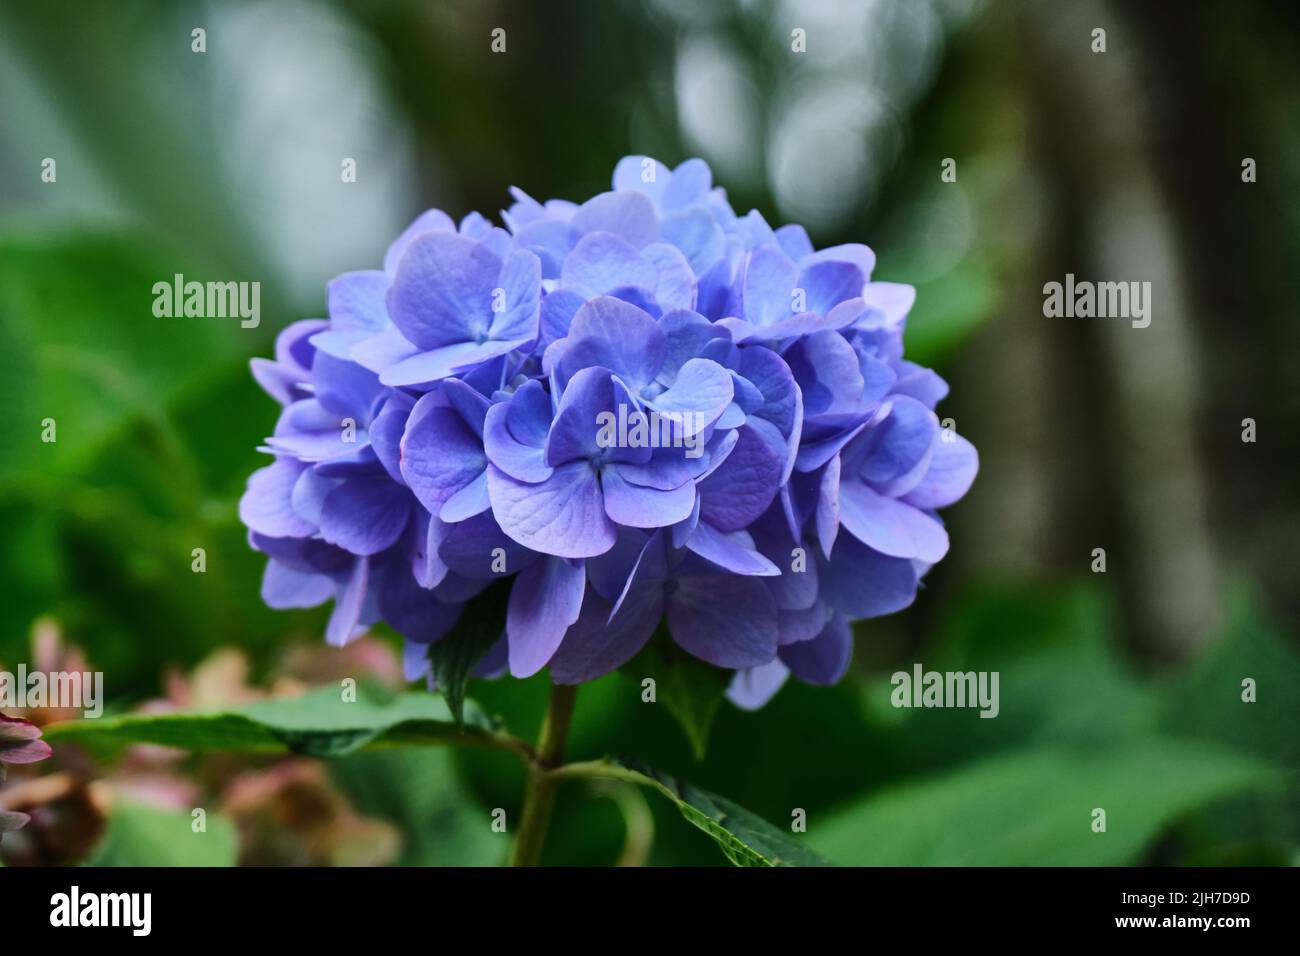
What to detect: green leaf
<box><xmin>85</xmin><ymin>801</ymin><xmax>238</xmax><ymax>867</ymax></box>
<box><xmin>430</xmin><ymin>577</ymin><xmax>511</xmax><ymax>727</ymax></box>
<box><xmin>44</xmin><ymin>684</ymin><xmax>500</xmax><ymax>758</ymax></box>
<box><xmin>577</xmin><ymin>756</ymin><xmax>832</xmax><ymax>866</ymax></box>
<box><xmin>623</xmin><ymin>631</ymin><xmax>729</xmax><ymax>759</ymax></box>
<box><xmin>806</xmin><ymin>742</ymin><xmax>1279</xmax><ymax>866</ymax></box>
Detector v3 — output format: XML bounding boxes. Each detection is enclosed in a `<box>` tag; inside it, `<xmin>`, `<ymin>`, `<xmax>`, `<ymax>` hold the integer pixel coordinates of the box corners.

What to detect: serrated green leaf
<box><xmin>430</xmin><ymin>577</ymin><xmax>511</xmax><ymax>727</ymax></box>
<box><xmin>85</xmin><ymin>800</ymin><xmax>238</xmax><ymax>867</ymax></box>
<box><xmin>44</xmin><ymin>684</ymin><xmax>498</xmax><ymax>758</ymax></box>
<box><xmin>624</xmin><ymin>631</ymin><xmax>729</xmax><ymax>759</ymax></box>
<box><xmin>573</xmin><ymin>756</ymin><xmax>832</xmax><ymax>866</ymax></box>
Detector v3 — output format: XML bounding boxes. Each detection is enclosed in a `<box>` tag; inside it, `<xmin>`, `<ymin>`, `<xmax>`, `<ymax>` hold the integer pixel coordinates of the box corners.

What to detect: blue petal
<box><xmin>601</xmin><ymin>466</ymin><xmax>697</xmax><ymax>528</ymax></box>
<box><xmin>668</xmin><ymin>574</ymin><xmax>778</xmax><ymax>669</ymax></box>
<box><xmin>318</xmin><ymin>476</ymin><xmax>411</xmax><ymax>556</ymax></box>
<box><xmin>507</xmin><ymin>557</ymin><xmax>586</xmax><ymax>677</ymax></box>
<box><xmin>571</xmin><ymin>190</ymin><xmax>659</xmax><ymax>247</ymax></box>
<box><xmin>779</xmin><ymin>612</ymin><xmax>852</xmax><ymax>685</ymax></box>
<box><xmin>557</xmin><ymin>295</ymin><xmax>666</xmax><ymax>392</ymax></box>
<box><xmin>240</xmin><ymin>459</ymin><xmax>313</xmax><ymax>538</ymax></box>
<box><xmin>383</xmin><ymin>208</ymin><xmax>456</xmax><ymax>274</ymax></box>
<box><xmin>740</xmin><ymin>246</ymin><xmax>797</xmax><ymax>328</ymax></box>
<box><xmin>837</xmin><ymin>478</ymin><xmax>949</xmax><ymax>562</ymax></box>
<box><xmin>644</xmin><ymin>358</ymin><xmax>734</xmax><ymax>433</ymax></box>
<box><xmin>387</xmin><ymin>233</ymin><xmax>500</xmax><ymax>350</ymax></box>
<box><xmin>661</xmin><ymin>206</ymin><xmax>725</xmax><ymax>274</ymax></box>
<box><xmin>262</xmin><ymin>560</ymin><xmax>333</xmax><ymax>609</ymax></box>
<box><xmin>818</xmin><ymin>527</ymin><xmax>921</xmax><ymax>617</ymax></box>
<box><xmin>901</xmin><ymin>433</ymin><xmax>978</xmax><ymax>510</ymax></box>
<box><xmin>684</xmin><ymin>522</ymin><xmax>780</xmax><ymax>576</ymax></box>
<box><xmin>696</xmin><ymin>424</ymin><xmax>784</xmax><ymax>532</ymax></box>
<box><xmin>379</xmin><ymin>338</ymin><xmax>525</xmax><ymax>387</ymax></box>
<box><xmin>400</xmin><ymin>394</ymin><xmax>487</xmax><ymax>513</ymax></box>
<box><xmin>487</xmin><ymin>248</ymin><xmax>542</xmax><ymax>344</ymax></box>
<box><xmin>326</xmin><ymin>556</ymin><xmax>369</xmax><ymax>647</ymax></box>
<box><xmin>796</xmin><ymin>260</ymin><xmax>865</xmax><ymax>315</ymax></box>
<box><xmin>487</xmin><ymin>461</ymin><xmax>617</xmax><ymax>559</ymax></box>
<box><xmin>560</xmin><ymin>232</ymin><xmax>658</xmax><ymax>299</ymax></box>
<box><xmin>726</xmin><ymin>659</ymin><xmax>790</xmax><ymax>710</ymax></box>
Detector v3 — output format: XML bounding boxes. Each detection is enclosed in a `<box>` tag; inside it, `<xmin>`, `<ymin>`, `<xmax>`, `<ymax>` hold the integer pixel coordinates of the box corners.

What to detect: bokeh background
<box><xmin>1</xmin><ymin>0</ymin><xmax>1297</xmax><ymax>866</ymax></box>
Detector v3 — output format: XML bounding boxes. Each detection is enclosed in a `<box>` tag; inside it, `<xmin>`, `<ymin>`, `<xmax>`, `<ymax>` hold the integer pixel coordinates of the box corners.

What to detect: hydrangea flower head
<box><xmin>240</xmin><ymin>156</ymin><xmax>977</xmax><ymax>707</ymax></box>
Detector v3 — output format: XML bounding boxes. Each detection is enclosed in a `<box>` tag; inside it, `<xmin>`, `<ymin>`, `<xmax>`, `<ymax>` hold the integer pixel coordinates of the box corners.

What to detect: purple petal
<box><xmin>327</xmin><ymin>270</ymin><xmax>389</xmax><ymax>333</ymax></box>
<box><xmin>641</xmin><ymin>242</ymin><xmax>695</xmax><ymax>312</ymax></box>
<box><xmin>548</xmin><ymin>588</ymin><xmax>659</xmax><ymax>684</ymax></box>
<box><xmin>240</xmin><ymin>459</ymin><xmax>314</xmax><ymax>538</ymax></box>
<box><xmin>902</xmin><ymin>434</ymin><xmax>978</xmax><ymax>511</ymax></box>
<box><xmin>779</xmin><ymin>612</ymin><xmax>852</xmax><ymax>685</ymax></box>
<box><xmin>611</xmin><ymin>155</ymin><xmax>670</xmax><ymax>199</ymax></box>
<box><xmin>318</xmin><ymin>477</ymin><xmax>411</xmax><ymax>556</ymax></box>
<box><xmin>438</xmin><ymin>511</ymin><xmax>539</xmax><ymax>579</ymax></box>
<box><xmin>507</xmin><ymin>557</ymin><xmax>586</xmax><ymax>677</ymax></box>
<box><xmin>561</xmin><ymin>232</ymin><xmax>659</xmax><ymax>298</ymax></box>
<box><xmin>558</xmin><ymin>296</ymin><xmax>665</xmax><ymax>392</ymax></box>
<box><xmin>645</xmin><ymin>358</ymin><xmax>734</xmax><ymax>432</ymax></box>
<box><xmin>487</xmin><ymin>461</ymin><xmax>617</xmax><ymax>559</ymax></box>
<box><xmin>571</xmin><ymin>190</ymin><xmax>659</xmax><ymax>247</ymax></box>
<box><xmin>802</xmin><ymin>242</ymin><xmax>875</xmax><ymax>279</ymax></box>
<box><xmin>837</xmin><ymin>478</ymin><xmax>949</xmax><ymax>562</ymax></box>
<box><xmin>696</xmin><ymin>424</ymin><xmax>783</xmax><ymax>532</ymax></box>
<box><xmin>855</xmin><ymin>395</ymin><xmax>938</xmax><ymax>497</ymax></box>
<box><xmin>400</xmin><ymin>394</ymin><xmax>487</xmax><ymax>513</ymax></box>
<box><xmin>368</xmin><ymin>400</ymin><xmax>412</xmax><ymax>485</ymax></box>
<box><xmin>740</xmin><ymin>246</ymin><xmax>797</xmax><ymax>328</ymax></box>
<box><xmin>726</xmin><ymin>659</ymin><xmax>790</xmax><ymax>711</ymax></box>
<box><xmin>796</xmin><ymin>260</ymin><xmax>865</xmax><ymax>315</ymax></box>
<box><xmin>547</xmin><ymin>366</ymin><xmax>618</xmax><ymax>466</ymax></box>
<box><xmin>440</xmin><ymin>469</ymin><xmax>491</xmax><ymax>522</ymax></box>
<box><xmin>601</xmin><ymin>466</ymin><xmax>697</xmax><ymax>528</ymax></box>
<box><xmin>484</xmin><ymin>388</ymin><xmax>553</xmax><ymax>483</ymax></box>
<box><xmin>326</xmin><ymin>556</ymin><xmax>369</xmax><ymax>646</ymax></box>
<box><xmin>384</xmin><ymin>208</ymin><xmax>456</xmax><ymax>274</ymax></box>
<box><xmin>661</xmin><ymin>206</ymin><xmax>725</xmax><ymax>274</ymax></box>
<box><xmin>818</xmin><ymin>533</ymin><xmax>920</xmax><ymax>618</ymax></box>
<box><xmin>387</xmin><ymin>233</ymin><xmax>501</xmax><ymax>350</ymax></box>
<box><xmin>668</xmin><ymin>573</ymin><xmax>779</xmax><ymax>669</ymax></box>
<box><xmin>262</xmin><ymin>559</ymin><xmax>334</xmax><ymax>610</ymax></box>
<box><xmin>859</xmin><ymin>280</ymin><xmax>915</xmax><ymax>325</ymax></box>
<box><xmin>487</xmin><ymin>248</ymin><xmax>542</xmax><ymax>343</ymax></box>
<box><xmin>664</xmin><ymin>158</ymin><xmax>713</xmax><ymax>208</ymax></box>
<box><xmin>684</xmin><ymin>522</ymin><xmax>780</xmax><ymax>576</ymax></box>
<box><xmin>816</xmin><ymin>455</ymin><xmax>841</xmax><ymax>559</ymax></box>
<box><xmin>774</xmin><ymin>223</ymin><xmax>814</xmax><ymax>260</ymax></box>
<box><xmin>379</xmin><ymin>338</ymin><xmax>525</xmax><ymax>387</ymax></box>
<box><xmin>349</xmin><ymin>325</ymin><xmax>420</xmax><ymax>375</ymax></box>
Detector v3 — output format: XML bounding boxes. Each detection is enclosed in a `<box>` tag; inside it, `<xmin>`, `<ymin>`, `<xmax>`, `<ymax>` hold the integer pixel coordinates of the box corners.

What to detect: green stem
<box><xmin>510</xmin><ymin>683</ymin><xmax>578</xmax><ymax>866</ymax></box>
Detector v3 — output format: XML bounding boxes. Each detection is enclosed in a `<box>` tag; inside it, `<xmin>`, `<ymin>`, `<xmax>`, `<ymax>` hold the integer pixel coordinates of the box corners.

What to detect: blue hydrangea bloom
<box><xmin>240</xmin><ymin>156</ymin><xmax>977</xmax><ymax>705</ymax></box>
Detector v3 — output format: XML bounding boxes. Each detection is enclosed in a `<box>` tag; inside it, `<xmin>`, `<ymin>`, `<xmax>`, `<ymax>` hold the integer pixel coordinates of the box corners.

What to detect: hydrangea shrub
<box><xmin>239</xmin><ymin>156</ymin><xmax>977</xmax><ymax>711</ymax></box>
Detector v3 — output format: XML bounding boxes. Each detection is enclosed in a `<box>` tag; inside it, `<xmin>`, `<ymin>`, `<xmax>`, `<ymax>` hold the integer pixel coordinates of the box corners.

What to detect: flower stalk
<box><xmin>510</xmin><ymin>683</ymin><xmax>578</xmax><ymax>867</ymax></box>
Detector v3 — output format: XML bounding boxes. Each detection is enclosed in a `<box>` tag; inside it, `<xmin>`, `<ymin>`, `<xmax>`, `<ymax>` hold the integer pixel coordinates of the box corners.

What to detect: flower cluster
<box><xmin>240</xmin><ymin>157</ymin><xmax>977</xmax><ymax>707</ymax></box>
